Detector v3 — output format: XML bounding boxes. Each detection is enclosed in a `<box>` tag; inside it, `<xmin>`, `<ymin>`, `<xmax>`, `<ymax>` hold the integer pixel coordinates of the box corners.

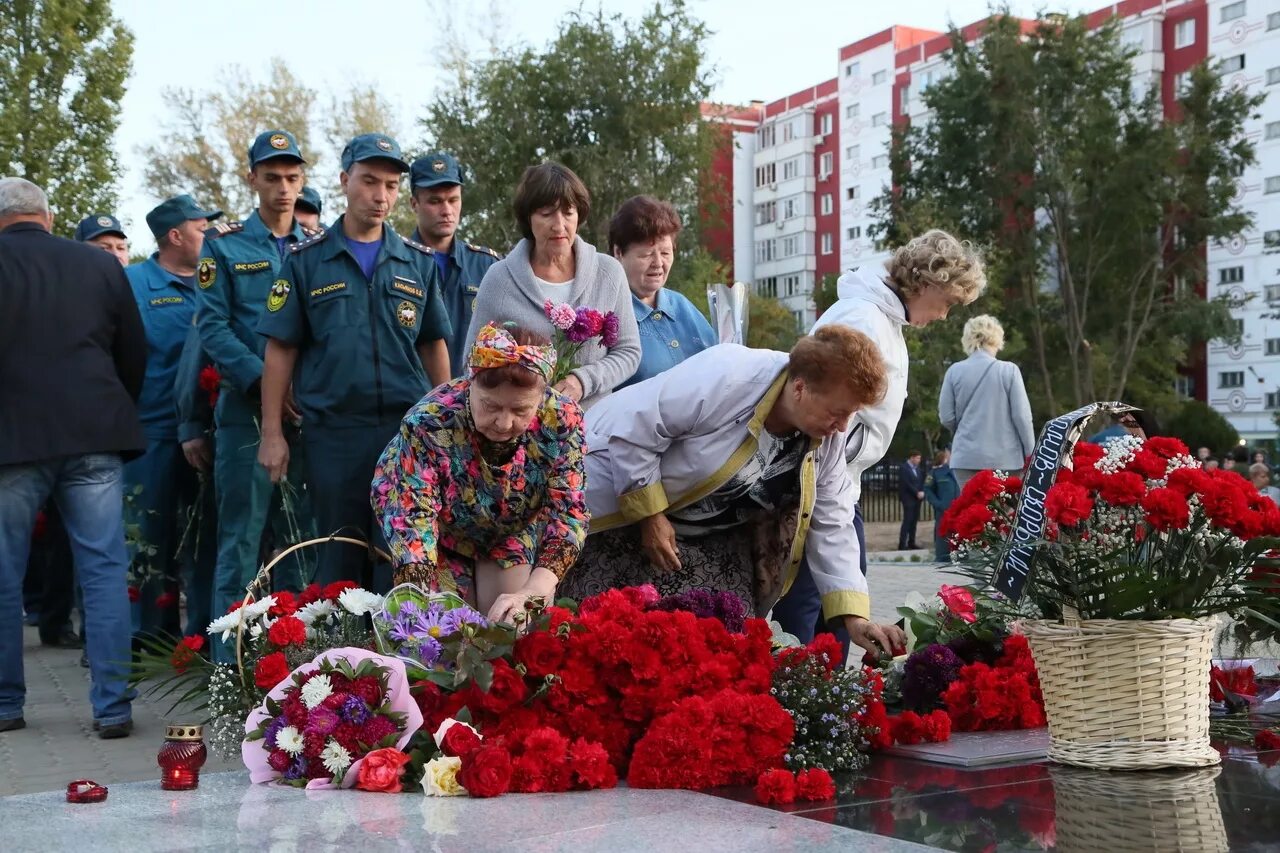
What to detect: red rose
<box><xmin>1255</xmin><ymin>730</ymin><xmax>1280</xmax><ymax>751</ymax></box>
<box><xmin>937</xmin><ymin>585</ymin><xmax>977</xmax><ymax>624</ymax></box>
<box><xmin>267</xmin><ymin>615</ymin><xmax>307</xmax><ymax>648</ymax></box>
<box><xmin>440</xmin><ymin>722</ymin><xmax>483</xmax><ymax>758</ymax></box>
<box><xmin>254</xmin><ymin>651</ymin><xmax>290</xmax><ymax>690</ymax></box>
<box><xmin>155</xmin><ymin>591</ymin><xmax>178</xmax><ymax>609</ymax></box>
<box><xmin>754</xmin><ymin>768</ymin><xmax>797</xmax><ymax>804</ymax></box>
<box><xmin>513</xmin><ymin>630</ymin><xmax>565</xmax><ymax>678</ymax></box>
<box><xmin>181</xmin><ymin>635</ymin><xmax>205</xmax><ymax>652</ymax></box>
<box><xmin>458</xmin><ymin>744</ymin><xmax>513</xmax><ymax>798</ymax></box>
<box><xmin>1045</xmin><ymin>482</ymin><xmax>1093</xmax><ymax>527</ymax></box>
<box><xmin>480</xmin><ymin>659</ymin><xmax>528</xmax><ymax>713</ymax></box>
<box><xmin>1141</xmin><ymin>487</ymin><xmax>1190</xmax><ymax>532</ymax></box>
<box><xmin>354</xmin><ymin>747</ymin><xmax>411</xmax><ymax>793</ymax></box>
<box><xmin>1098</xmin><ymin>471</ymin><xmax>1147</xmax><ymax>507</ymax></box>
<box><xmin>795</xmin><ymin>768</ymin><xmax>836</xmax><ymax>801</ymax></box>
<box><xmin>322</xmin><ymin>580</ymin><xmax>358</xmax><ymax>601</ymax></box>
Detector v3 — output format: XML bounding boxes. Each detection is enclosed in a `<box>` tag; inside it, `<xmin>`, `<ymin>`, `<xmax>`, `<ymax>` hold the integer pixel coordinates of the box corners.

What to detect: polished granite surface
<box><xmin>0</xmin><ymin>771</ymin><xmax>938</xmax><ymax>853</ymax></box>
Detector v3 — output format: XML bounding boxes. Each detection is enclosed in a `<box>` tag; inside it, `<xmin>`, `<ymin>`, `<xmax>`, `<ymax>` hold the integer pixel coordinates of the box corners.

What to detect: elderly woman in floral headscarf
<box><xmin>370</xmin><ymin>322</ymin><xmax>589</xmax><ymax>624</ymax></box>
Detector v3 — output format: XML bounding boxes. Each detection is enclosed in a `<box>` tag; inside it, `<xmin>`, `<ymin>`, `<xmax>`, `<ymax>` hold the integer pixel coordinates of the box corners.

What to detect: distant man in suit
<box><xmin>898</xmin><ymin>451</ymin><xmax>925</xmax><ymax>551</ymax></box>
<box><xmin>0</xmin><ymin>177</ymin><xmax>147</xmax><ymax>738</ymax></box>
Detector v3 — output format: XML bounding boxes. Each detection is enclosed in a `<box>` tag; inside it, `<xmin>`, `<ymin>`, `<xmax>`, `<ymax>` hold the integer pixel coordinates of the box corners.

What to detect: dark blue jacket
<box><xmin>924</xmin><ymin>464</ymin><xmax>961</xmax><ymax>512</ymax></box>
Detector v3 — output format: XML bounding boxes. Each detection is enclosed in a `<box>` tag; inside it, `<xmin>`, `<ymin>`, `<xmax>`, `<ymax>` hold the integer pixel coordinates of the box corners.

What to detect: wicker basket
<box><xmin>233</xmin><ymin>535</ymin><xmax>391</xmax><ymax>682</ymax></box>
<box><xmin>1022</xmin><ymin>617</ymin><xmax>1221</xmax><ymax>770</ymax></box>
<box><xmin>1051</xmin><ymin>765</ymin><xmax>1227</xmax><ymax>852</ymax></box>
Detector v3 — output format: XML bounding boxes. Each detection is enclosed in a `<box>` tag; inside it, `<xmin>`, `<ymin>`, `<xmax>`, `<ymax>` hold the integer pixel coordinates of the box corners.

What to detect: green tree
<box><xmin>422</xmin><ymin>0</ymin><xmax>717</xmax><ymax>256</ymax></box>
<box><xmin>139</xmin><ymin>59</ymin><xmax>318</xmax><ymax>219</ymax></box>
<box><xmin>746</xmin><ymin>294</ymin><xmax>801</xmax><ymax>352</ymax></box>
<box><xmin>877</xmin><ymin>11</ymin><xmax>1259</xmax><ymax>419</ymax></box>
<box><xmin>1165</xmin><ymin>400</ymin><xmax>1240</xmax><ymax>456</ymax></box>
<box><xmin>814</xmin><ymin>272</ymin><xmax>840</xmax><ymax>317</ymax></box>
<box><xmin>0</xmin><ymin>0</ymin><xmax>133</xmax><ymax>233</ymax></box>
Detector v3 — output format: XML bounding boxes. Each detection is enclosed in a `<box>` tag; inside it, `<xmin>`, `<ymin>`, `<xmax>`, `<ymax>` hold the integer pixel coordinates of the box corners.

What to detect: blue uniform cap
<box><xmin>74</xmin><ymin>214</ymin><xmax>127</xmax><ymax>242</ymax></box>
<box><xmin>248</xmin><ymin>129</ymin><xmax>305</xmax><ymax>168</ymax></box>
<box><xmin>341</xmin><ymin>133</ymin><xmax>410</xmax><ymax>173</ymax></box>
<box><xmin>410</xmin><ymin>152</ymin><xmax>465</xmax><ymax>189</ymax></box>
<box><xmin>296</xmin><ymin>186</ymin><xmax>323</xmax><ymax>216</ymax></box>
<box><xmin>145</xmin><ymin>194</ymin><xmax>223</xmax><ymax>239</ymax></box>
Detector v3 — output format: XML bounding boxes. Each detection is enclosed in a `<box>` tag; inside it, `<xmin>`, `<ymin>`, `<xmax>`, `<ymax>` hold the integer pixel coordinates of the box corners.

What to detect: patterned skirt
<box><xmin>559</xmin><ymin>525</ymin><xmax>758</xmax><ymax>613</ymax></box>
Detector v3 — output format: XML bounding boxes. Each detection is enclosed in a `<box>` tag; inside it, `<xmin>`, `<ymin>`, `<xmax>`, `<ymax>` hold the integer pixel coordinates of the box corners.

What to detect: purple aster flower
<box><xmin>283</xmin><ymin>756</ymin><xmax>308</xmax><ymax>781</ymax></box>
<box><xmin>440</xmin><ymin>606</ymin><xmax>487</xmax><ymax>636</ymax></box>
<box><xmin>601</xmin><ymin>312</ymin><xmax>620</xmax><ymax>348</ymax></box>
<box><xmin>305</xmin><ymin>706</ymin><xmax>340</xmax><ymax>736</ymax></box>
<box><xmin>264</xmin><ymin>715</ymin><xmax>287</xmax><ymax>750</ymax></box>
<box><xmin>387</xmin><ymin>601</ymin><xmax>430</xmax><ymax>643</ymax></box>
<box><xmin>340</xmin><ymin>695</ymin><xmax>371</xmax><ymax>725</ymax></box>
<box><xmin>414</xmin><ymin>634</ymin><xmax>443</xmax><ymax>666</ymax></box>
<box><xmin>901</xmin><ymin>643</ymin><xmax>964</xmax><ymax>712</ymax></box>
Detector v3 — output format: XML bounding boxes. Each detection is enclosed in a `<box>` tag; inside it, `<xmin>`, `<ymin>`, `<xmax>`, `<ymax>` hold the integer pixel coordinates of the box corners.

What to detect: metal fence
<box><xmin>857</xmin><ymin>459</ymin><xmax>938</xmax><ymax>524</ymax></box>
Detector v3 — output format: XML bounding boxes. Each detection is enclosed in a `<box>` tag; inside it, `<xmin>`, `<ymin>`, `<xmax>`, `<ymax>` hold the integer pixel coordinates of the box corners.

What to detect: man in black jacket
<box><xmin>0</xmin><ymin>178</ymin><xmax>147</xmax><ymax>738</ymax></box>
<box><xmin>898</xmin><ymin>451</ymin><xmax>925</xmax><ymax>551</ymax></box>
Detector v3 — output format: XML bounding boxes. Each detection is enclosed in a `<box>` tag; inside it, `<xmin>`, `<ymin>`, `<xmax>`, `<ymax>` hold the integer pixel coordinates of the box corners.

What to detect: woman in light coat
<box><xmin>938</xmin><ymin>315</ymin><xmax>1034</xmax><ymax>486</ymax></box>
<box><xmin>559</xmin><ymin>325</ymin><xmax>906</xmax><ymax>656</ymax></box>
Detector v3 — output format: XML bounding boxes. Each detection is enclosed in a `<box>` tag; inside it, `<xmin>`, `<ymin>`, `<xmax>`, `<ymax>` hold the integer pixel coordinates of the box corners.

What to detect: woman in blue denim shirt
<box><xmin>609</xmin><ymin>196</ymin><xmax>715</xmax><ymax>389</ymax></box>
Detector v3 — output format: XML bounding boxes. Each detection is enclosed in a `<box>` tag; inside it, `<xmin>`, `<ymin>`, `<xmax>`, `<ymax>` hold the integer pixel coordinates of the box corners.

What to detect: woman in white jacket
<box><xmin>560</xmin><ymin>325</ymin><xmax>906</xmax><ymax>655</ymax></box>
<box><xmin>772</xmin><ymin>229</ymin><xmax>988</xmax><ymax>645</ymax></box>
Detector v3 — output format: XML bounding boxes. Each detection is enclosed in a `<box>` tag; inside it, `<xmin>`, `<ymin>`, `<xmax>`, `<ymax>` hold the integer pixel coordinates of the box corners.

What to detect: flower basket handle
<box><xmin>234</xmin><ymin>535</ymin><xmax>392</xmax><ymax>684</ymax></box>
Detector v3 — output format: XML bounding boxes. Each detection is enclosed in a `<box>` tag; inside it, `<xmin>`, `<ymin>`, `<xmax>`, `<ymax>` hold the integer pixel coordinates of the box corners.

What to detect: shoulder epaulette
<box><xmin>465</xmin><ymin>241</ymin><xmax>501</xmax><ymax>259</ymax></box>
<box><xmin>301</xmin><ymin>224</ymin><xmax>326</xmax><ymax>238</ymax></box>
<box><xmin>403</xmin><ymin>237</ymin><xmax>434</xmax><ymax>255</ymax></box>
<box><xmin>289</xmin><ymin>229</ymin><xmax>328</xmax><ymax>254</ymax></box>
<box><xmin>204</xmin><ymin>220</ymin><xmax>243</xmax><ymax>240</ymax></box>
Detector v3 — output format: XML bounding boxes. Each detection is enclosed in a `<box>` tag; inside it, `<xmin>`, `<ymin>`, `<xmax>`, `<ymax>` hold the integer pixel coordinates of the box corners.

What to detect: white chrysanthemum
<box><xmin>240</xmin><ymin>595</ymin><xmax>278</xmax><ymax>621</ymax></box>
<box><xmin>206</xmin><ymin>612</ymin><xmax>241</xmax><ymax>642</ymax></box>
<box><xmin>277</xmin><ymin>725</ymin><xmax>304</xmax><ymax>756</ymax></box>
<box><xmin>296</xmin><ymin>599</ymin><xmax>336</xmax><ymax>627</ymax></box>
<box><xmin>320</xmin><ymin>739</ymin><xmax>352</xmax><ymax>775</ymax></box>
<box><xmin>338</xmin><ymin>588</ymin><xmax>385</xmax><ymax>616</ymax></box>
<box><xmin>301</xmin><ymin>673</ymin><xmax>333</xmax><ymax>709</ymax></box>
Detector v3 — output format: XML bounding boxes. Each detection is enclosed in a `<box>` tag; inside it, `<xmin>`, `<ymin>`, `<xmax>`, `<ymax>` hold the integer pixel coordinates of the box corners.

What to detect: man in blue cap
<box><xmin>294</xmin><ymin>186</ymin><xmax>324</xmax><ymax>232</ymax></box>
<box><xmin>408</xmin><ymin>152</ymin><xmax>500</xmax><ymax>376</ymax></box>
<box><xmin>74</xmin><ymin>214</ymin><xmax>130</xmax><ymax>266</ymax></box>
<box><xmin>196</xmin><ymin>129</ymin><xmax>318</xmax><ymax>661</ymax></box>
<box><xmin>123</xmin><ymin>195</ymin><xmax>222</xmax><ymax>639</ymax></box>
<box><xmin>257</xmin><ymin>133</ymin><xmax>451</xmax><ymax>591</ymax></box>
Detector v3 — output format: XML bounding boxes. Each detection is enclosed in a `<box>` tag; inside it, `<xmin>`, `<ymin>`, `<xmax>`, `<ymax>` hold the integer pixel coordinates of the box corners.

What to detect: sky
<box><xmin>109</xmin><ymin>0</ymin><xmax>1091</xmax><ymax>251</ymax></box>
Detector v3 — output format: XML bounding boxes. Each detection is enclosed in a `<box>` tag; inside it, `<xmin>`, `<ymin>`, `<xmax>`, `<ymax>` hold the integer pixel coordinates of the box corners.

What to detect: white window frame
<box><xmin>1267</xmin><ymin>339</ymin><xmax>1280</xmax><ymax>357</ymax></box>
<box><xmin>1221</xmin><ymin>54</ymin><xmax>1246</xmax><ymax>74</ymax></box>
<box><xmin>871</xmin><ymin>70</ymin><xmax>887</xmax><ymax>86</ymax></box>
<box><xmin>1269</xmin><ymin>67</ymin><xmax>1280</xmax><ymax>86</ymax></box>
<box><xmin>872</xmin><ymin>154</ymin><xmax>889</xmax><ymax>170</ymax></box>
<box><xmin>871</xmin><ymin>112</ymin><xmax>888</xmax><ymax>128</ymax></box>
<box><xmin>1221</xmin><ymin>1</ymin><xmax>1245</xmax><ymax>24</ymax></box>
<box><xmin>1220</xmin><ymin>266</ymin><xmax>1245</xmax><ymax>284</ymax></box>
<box><xmin>1266</xmin><ymin>284</ymin><xmax>1280</xmax><ymax>302</ymax></box>
<box><xmin>819</xmin><ymin>113</ymin><xmax>833</xmax><ymax>135</ymax></box>
<box><xmin>845</xmin><ymin>103</ymin><xmax>860</xmax><ymax>120</ymax></box>
<box><xmin>819</xmin><ymin>151</ymin><xmax>833</xmax><ymax>179</ymax></box>
<box><xmin>1220</xmin><ymin>371</ymin><xmax>1245</xmax><ymax>389</ymax></box>
<box><xmin>1266</xmin><ymin>121</ymin><xmax>1280</xmax><ymax>140</ymax></box>
<box><xmin>820</xmin><ymin>193</ymin><xmax>833</xmax><ymax>216</ymax></box>
<box><xmin>846</xmin><ymin>185</ymin><xmax>861</xmax><ymax>201</ymax></box>
<box><xmin>1174</xmin><ymin>18</ymin><xmax>1195</xmax><ymax>48</ymax></box>
<box><xmin>1266</xmin><ymin>176</ymin><xmax>1280</xmax><ymax>194</ymax></box>
<box><xmin>821</xmin><ymin>233</ymin><xmax>833</xmax><ymax>255</ymax></box>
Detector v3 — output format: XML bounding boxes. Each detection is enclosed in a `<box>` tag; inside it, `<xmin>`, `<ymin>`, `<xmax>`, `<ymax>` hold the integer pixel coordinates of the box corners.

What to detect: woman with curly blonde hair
<box><xmin>772</xmin><ymin>229</ymin><xmax>986</xmax><ymax>646</ymax></box>
<box><xmin>939</xmin><ymin>314</ymin><xmax>1034</xmax><ymax>488</ymax></box>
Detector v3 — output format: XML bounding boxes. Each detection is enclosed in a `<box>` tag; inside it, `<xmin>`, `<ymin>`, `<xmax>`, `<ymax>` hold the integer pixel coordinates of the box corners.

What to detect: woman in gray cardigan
<box><xmin>465</xmin><ymin>163</ymin><xmax>640</xmax><ymax>410</ymax></box>
<box><xmin>938</xmin><ymin>315</ymin><xmax>1035</xmax><ymax>487</ymax></box>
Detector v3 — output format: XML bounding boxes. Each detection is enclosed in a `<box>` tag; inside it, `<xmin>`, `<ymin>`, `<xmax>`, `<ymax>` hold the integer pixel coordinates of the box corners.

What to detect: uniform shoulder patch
<box><xmin>301</xmin><ymin>224</ymin><xmax>326</xmax><ymax>238</ymax></box>
<box><xmin>204</xmin><ymin>220</ymin><xmax>244</xmax><ymax>240</ymax></box>
<box><xmin>289</xmin><ymin>229</ymin><xmax>329</xmax><ymax>254</ymax></box>
<box><xmin>464</xmin><ymin>242</ymin><xmax>501</xmax><ymax>259</ymax></box>
<box><xmin>403</xmin><ymin>237</ymin><xmax>434</xmax><ymax>255</ymax></box>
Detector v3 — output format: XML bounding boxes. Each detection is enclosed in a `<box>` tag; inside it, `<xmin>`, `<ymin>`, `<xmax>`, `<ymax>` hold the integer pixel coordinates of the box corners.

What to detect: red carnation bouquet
<box><xmin>943</xmin><ymin>435</ymin><xmax>1280</xmax><ymax>623</ymax></box>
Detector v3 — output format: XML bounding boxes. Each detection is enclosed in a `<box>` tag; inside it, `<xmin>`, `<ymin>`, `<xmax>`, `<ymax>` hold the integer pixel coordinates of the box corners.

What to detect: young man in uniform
<box><xmin>407</xmin><ymin>152</ymin><xmax>499</xmax><ymax>375</ymax></box>
<box><xmin>123</xmin><ymin>195</ymin><xmax>222</xmax><ymax>639</ymax></box>
<box><xmin>257</xmin><ymin>133</ymin><xmax>450</xmax><ymax>591</ymax></box>
<box><xmin>294</xmin><ymin>186</ymin><xmax>324</xmax><ymax>232</ymax></box>
<box><xmin>196</xmin><ymin>129</ymin><xmax>317</xmax><ymax>661</ymax></box>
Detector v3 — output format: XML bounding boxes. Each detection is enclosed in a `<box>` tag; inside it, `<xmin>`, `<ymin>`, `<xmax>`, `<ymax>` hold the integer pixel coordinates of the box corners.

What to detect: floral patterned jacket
<box><xmin>371</xmin><ymin>378</ymin><xmax>589</xmax><ymax>587</ymax></box>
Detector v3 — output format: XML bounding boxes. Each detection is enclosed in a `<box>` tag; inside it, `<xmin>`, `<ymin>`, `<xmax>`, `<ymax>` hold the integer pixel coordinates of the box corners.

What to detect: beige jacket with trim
<box><xmin>582</xmin><ymin>345</ymin><xmax>870</xmax><ymax>621</ymax></box>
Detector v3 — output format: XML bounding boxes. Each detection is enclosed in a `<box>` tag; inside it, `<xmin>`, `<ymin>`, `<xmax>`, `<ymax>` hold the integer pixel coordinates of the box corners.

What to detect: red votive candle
<box><xmin>158</xmin><ymin>724</ymin><xmax>207</xmax><ymax>791</ymax></box>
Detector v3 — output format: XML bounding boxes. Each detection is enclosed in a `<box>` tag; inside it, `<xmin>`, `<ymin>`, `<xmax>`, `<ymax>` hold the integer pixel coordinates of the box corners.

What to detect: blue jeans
<box><xmin>771</xmin><ymin>503</ymin><xmax>866</xmax><ymax>646</ymax></box>
<box><xmin>0</xmin><ymin>454</ymin><xmax>135</xmax><ymax>725</ymax></box>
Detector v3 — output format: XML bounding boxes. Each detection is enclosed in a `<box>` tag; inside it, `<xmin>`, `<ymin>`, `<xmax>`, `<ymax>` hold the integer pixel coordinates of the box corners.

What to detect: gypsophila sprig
<box><xmin>772</xmin><ymin>636</ymin><xmax>873</xmax><ymax>773</ymax></box>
